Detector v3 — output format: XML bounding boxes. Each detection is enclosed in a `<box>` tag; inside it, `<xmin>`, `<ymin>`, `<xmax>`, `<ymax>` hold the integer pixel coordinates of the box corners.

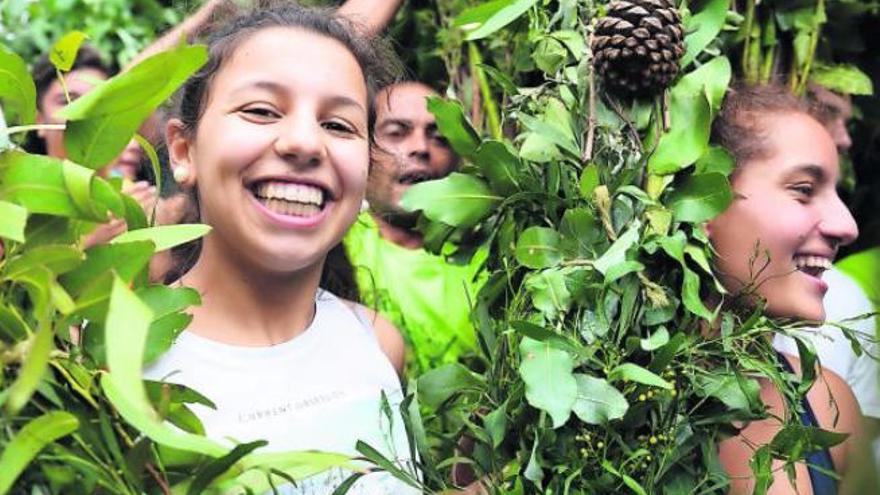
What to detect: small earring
<box><xmin>172</xmin><ymin>166</ymin><xmax>189</xmax><ymax>183</ymax></box>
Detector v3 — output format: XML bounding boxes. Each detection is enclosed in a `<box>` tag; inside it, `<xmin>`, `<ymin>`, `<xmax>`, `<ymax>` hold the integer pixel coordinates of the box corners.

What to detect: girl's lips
<box><xmin>248</xmin><ymin>191</ymin><xmax>332</xmax><ymax>229</ymax></box>
<box><xmin>796</xmin><ymin>269</ymin><xmax>829</xmax><ymax>295</ymax></box>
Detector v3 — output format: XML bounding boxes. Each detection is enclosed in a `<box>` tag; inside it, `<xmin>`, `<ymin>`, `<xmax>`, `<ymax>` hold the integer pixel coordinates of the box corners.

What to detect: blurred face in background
<box><xmin>36</xmin><ymin>67</ymin><xmax>145</xmax><ymax>180</ymax></box>
<box><xmin>366</xmin><ymin>82</ymin><xmax>457</xmax><ymax>227</ymax></box>
<box><xmin>809</xmin><ymin>84</ymin><xmax>853</xmax><ymax>153</ymax></box>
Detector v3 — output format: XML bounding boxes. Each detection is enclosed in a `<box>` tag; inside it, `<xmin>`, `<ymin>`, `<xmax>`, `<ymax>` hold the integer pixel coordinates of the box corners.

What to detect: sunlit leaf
<box><xmin>458</xmin><ymin>0</ymin><xmax>540</xmax><ymax>41</ymax></box>
<box><xmin>666</xmin><ymin>172</ymin><xmax>732</xmax><ymax>223</ymax></box>
<box><xmin>810</xmin><ymin>63</ymin><xmax>874</xmax><ymax>96</ymax></box>
<box><xmin>112</xmin><ymin>224</ymin><xmax>211</xmax><ymax>252</ymax></box>
<box><xmin>681</xmin><ymin>0</ymin><xmax>730</xmax><ymax>68</ymax></box>
<box><xmin>0</xmin><ymin>44</ymin><xmax>36</xmax><ymax>126</ymax></box>
<box><xmin>519</xmin><ymin>336</ymin><xmax>576</xmax><ymax>428</ymax></box>
<box><xmin>0</xmin><ymin>200</ymin><xmax>27</xmax><ymax>242</ymax></box>
<box><xmin>515</xmin><ymin>227</ymin><xmax>563</xmax><ymax>269</ymax></box>
<box><xmin>400</xmin><ymin>173</ymin><xmax>500</xmax><ymax>227</ymax></box>
<box><xmin>49</xmin><ymin>31</ymin><xmax>88</xmax><ymax>72</ymax></box>
<box><xmin>608</xmin><ymin>363</ymin><xmax>672</xmax><ymax>389</ymax></box>
<box><xmin>425</xmin><ymin>97</ymin><xmax>480</xmax><ymax>157</ymax></box>
<box><xmin>571</xmin><ymin>374</ymin><xmax>629</xmax><ymax>425</ymax></box>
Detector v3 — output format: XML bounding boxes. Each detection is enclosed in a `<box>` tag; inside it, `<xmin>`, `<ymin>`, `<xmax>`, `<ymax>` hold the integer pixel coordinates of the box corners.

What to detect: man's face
<box><xmin>810</xmin><ymin>85</ymin><xmax>853</xmax><ymax>153</ymax></box>
<box><xmin>367</xmin><ymin>83</ymin><xmax>458</xmax><ymax>225</ymax></box>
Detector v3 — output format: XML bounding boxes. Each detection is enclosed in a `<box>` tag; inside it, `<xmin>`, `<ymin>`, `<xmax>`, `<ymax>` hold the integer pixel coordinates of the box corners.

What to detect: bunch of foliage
<box><xmin>360</xmin><ymin>1</ymin><xmax>872</xmax><ymax>493</ymax></box>
<box><xmin>0</xmin><ymin>37</ymin><xmax>354</xmax><ymax>494</ymax></box>
<box><xmin>0</xmin><ymin>0</ymin><xmax>187</xmax><ymax>68</ymax></box>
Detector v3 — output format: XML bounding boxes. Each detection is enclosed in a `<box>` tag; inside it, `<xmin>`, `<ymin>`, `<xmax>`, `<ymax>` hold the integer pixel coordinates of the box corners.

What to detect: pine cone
<box><xmin>592</xmin><ymin>0</ymin><xmax>685</xmax><ymax>98</ymax></box>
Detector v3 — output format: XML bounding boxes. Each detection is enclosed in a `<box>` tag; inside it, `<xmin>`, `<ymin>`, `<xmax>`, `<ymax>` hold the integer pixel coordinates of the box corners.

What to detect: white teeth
<box><xmin>254</xmin><ymin>182</ymin><xmax>324</xmax><ymax>206</ymax></box>
<box><xmin>793</xmin><ymin>255</ymin><xmax>832</xmax><ymax>271</ymax></box>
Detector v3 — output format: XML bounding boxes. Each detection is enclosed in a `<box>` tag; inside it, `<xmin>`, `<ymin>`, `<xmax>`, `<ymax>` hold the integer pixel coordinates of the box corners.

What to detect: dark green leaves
<box><xmin>0</xmin><ymin>44</ymin><xmax>36</xmax><ymax>126</ymax></box>
<box><xmin>515</xmin><ymin>227</ymin><xmax>563</xmax><ymax>269</ymax></box>
<box><xmin>400</xmin><ymin>173</ymin><xmax>500</xmax><ymax>227</ymax></box>
<box><xmin>417</xmin><ymin>363</ymin><xmax>485</xmax><ymax>408</ymax></box>
<box><xmin>666</xmin><ymin>172</ymin><xmax>733</xmax><ymax>223</ymax></box>
<box><xmin>59</xmin><ymin>43</ymin><xmax>207</xmax><ymax>169</ymax></box>
<box><xmin>425</xmin><ymin>96</ymin><xmax>480</xmax><ymax>157</ymax></box>
<box><xmin>0</xmin><ymin>411</ymin><xmax>79</xmax><ymax>493</ymax></box>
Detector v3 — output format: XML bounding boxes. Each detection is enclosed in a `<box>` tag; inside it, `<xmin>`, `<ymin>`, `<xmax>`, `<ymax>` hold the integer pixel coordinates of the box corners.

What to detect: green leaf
<box><xmin>61</xmin><ymin>241</ymin><xmax>154</xmax><ymax>297</ymax></box>
<box><xmin>400</xmin><ymin>173</ymin><xmax>500</xmax><ymax>227</ymax></box>
<box><xmin>750</xmin><ymin>445</ymin><xmax>773</xmax><ymax>495</ymax></box>
<box><xmin>187</xmin><ymin>440</ymin><xmax>268</xmax><ymax>495</ymax></box>
<box><xmin>4</xmin><ymin>316</ymin><xmax>54</xmax><ymax>414</ymax></box>
<box><xmin>810</xmin><ymin>63</ymin><xmax>874</xmax><ymax>96</ymax></box>
<box><xmin>472</xmin><ymin>139</ymin><xmax>520</xmax><ymax>195</ymax></box>
<box><xmin>425</xmin><ymin>97</ymin><xmax>480</xmax><ymax>157</ymax></box>
<box><xmin>3</xmin><ymin>245</ymin><xmax>82</xmax><ymax>279</ymax></box>
<box><xmin>511</xmin><ymin>320</ymin><xmax>580</xmax><ymax>355</ymax></box>
<box><xmin>519</xmin><ymin>336</ymin><xmax>577</xmax><ymax>428</ymax></box>
<box><xmin>515</xmin><ymin>227</ymin><xmax>563</xmax><ymax>269</ymax></box>
<box><xmin>694</xmin><ymin>146</ymin><xmax>735</xmax><ymax>175</ymax></box>
<box><xmin>417</xmin><ymin>363</ymin><xmax>484</xmax><ymax>408</ymax></box>
<box><xmin>608</xmin><ymin>363</ymin><xmax>672</xmax><ymax>389</ymax></box>
<box><xmin>694</xmin><ymin>371</ymin><xmax>760</xmax><ymax>412</ymax></box>
<box><xmin>0</xmin><ymin>44</ymin><xmax>37</xmax><ymax>126</ymax></box>
<box><xmin>532</xmin><ymin>37</ymin><xmax>567</xmax><ymax>75</ymax></box>
<box><xmin>112</xmin><ymin>224</ymin><xmax>211</xmax><ymax>252</ymax></box>
<box><xmin>0</xmin><ymin>305</ymin><xmax>29</xmax><ymax>341</ymax></box>
<box><xmin>682</xmin><ymin>266</ymin><xmax>714</xmax><ymax>320</ymax></box>
<box><xmin>571</xmin><ymin>374</ymin><xmax>629</xmax><ymax>425</ymax></box>
<box><xmin>524</xmin><ymin>269</ymin><xmax>572</xmax><ymax>320</ymax></box>
<box><xmin>640</xmin><ymin>327</ymin><xmax>670</xmax><ymax>351</ymax></box>
<box><xmin>59</xmin><ymin>44</ymin><xmax>207</xmax><ymax>169</ymax></box>
<box><xmin>578</xmin><ymin>166</ymin><xmax>599</xmax><ymax>200</ymax></box>
<box><xmin>458</xmin><ymin>0</ymin><xmax>540</xmax><ymax>41</ymax></box>
<box><xmin>101</xmin><ymin>275</ymin><xmax>228</xmax><ymax>457</ymax></box>
<box><xmin>49</xmin><ymin>31</ymin><xmax>89</xmax><ymax>72</ymax></box>
<box><xmin>648</xmin><ymin>57</ymin><xmax>732</xmax><ymax>174</ymax></box>
<box><xmin>666</xmin><ymin>172</ymin><xmax>733</xmax><ymax>223</ymax></box>
<box><xmin>769</xmin><ymin>424</ymin><xmax>849</xmax><ymax>457</ymax></box>
<box><xmin>594</xmin><ymin>220</ymin><xmax>641</xmax><ymax>275</ymax></box>
<box><xmin>681</xmin><ymin>0</ymin><xmax>731</xmax><ymax>68</ymax></box>
<box><xmin>0</xmin><ymin>151</ymin><xmax>122</xmax><ymax>221</ymax></box>
<box><xmin>0</xmin><ymin>200</ymin><xmax>27</xmax><ymax>242</ymax></box>
<box><xmin>484</xmin><ymin>402</ymin><xmax>508</xmax><ymax>448</ymax></box>
<box><xmin>0</xmin><ymin>411</ymin><xmax>79</xmax><ymax>493</ymax></box>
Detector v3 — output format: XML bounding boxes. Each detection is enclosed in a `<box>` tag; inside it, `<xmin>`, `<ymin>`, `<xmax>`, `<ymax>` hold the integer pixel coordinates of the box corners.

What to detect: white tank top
<box><xmin>143</xmin><ymin>290</ymin><xmax>418</xmax><ymax>494</ymax></box>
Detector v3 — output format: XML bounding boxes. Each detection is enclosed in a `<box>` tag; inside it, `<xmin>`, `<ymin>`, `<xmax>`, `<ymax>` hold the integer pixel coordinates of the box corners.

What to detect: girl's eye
<box><xmin>240</xmin><ymin>106</ymin><xmax>280</xmax><ymax>119</ymax></box>
<box><xmin>789</xmin><ymin>182</ymin><xmax>815</xmax><ymax>199</ymax></box>
<box><xmin>323</xmin><ymin>120</ymin><xmax>356</xmax><ymax>134</ymax></box>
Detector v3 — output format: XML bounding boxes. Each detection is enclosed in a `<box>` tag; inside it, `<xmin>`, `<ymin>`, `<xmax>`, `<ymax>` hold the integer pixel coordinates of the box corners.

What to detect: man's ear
<box><xmin>165</xmin><ymin>118</ymin><xmax>197</xmax><ymax>187</ymax></box>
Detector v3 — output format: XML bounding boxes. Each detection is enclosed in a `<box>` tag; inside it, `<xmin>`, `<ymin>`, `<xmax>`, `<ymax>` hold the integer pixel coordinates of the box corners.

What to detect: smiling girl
<box><xmin>706</xmin><ymin>85</ymin><xmax>870</xmax><ymax>494</ymax></box>
<box><xmin>142</xmin><ymin>5</ymin><xmax>417</xmax><ymax>493</ymax></box>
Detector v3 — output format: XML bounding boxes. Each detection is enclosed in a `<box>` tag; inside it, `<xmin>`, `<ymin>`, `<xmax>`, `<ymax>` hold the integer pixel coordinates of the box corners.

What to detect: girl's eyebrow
<box><xmin>784</xmin><ymin>163</ymin><xmax>827</xmax><ymax>183</ymax></box>
<box><xmin>227</xmin><ymin>80</ymin><xmax>365</xmax><ymax>112</ymax></box>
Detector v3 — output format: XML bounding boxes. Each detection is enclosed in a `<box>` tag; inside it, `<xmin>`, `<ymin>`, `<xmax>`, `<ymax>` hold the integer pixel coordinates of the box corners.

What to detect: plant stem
<box><xmin>582</xmin><ymin>32</ymin><xmax>596</xmax><ymax>164</ymax></box>
<box><xmin>468</xmin><ymin>42</ymin><xmax>502</xmax><ymax>139</ymax></box>
<box><xmin>795</xmin><ymin>0</ymin><xmax>825</xmax><ymax>95</ymax></box>
<box><xmin>3</xmin><ymin>123</ymin><xmax>66</xmax><ymax>135</ymax></box>
<box><xmin>741</xmin><ymin>0</ymin><xmax>757</xmax><ymax>81</ymax></box>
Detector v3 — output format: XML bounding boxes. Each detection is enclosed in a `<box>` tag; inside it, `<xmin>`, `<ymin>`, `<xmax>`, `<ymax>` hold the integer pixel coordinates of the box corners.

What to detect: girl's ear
<box><xmin>166</xmin><ymin>118</ymin><xmax>197</xmax><ymax>188</ymax></box>
<box><xmin>702</xmin><ymin>221</ymin><xmax>713</xmax><ymax>240</ymax></box>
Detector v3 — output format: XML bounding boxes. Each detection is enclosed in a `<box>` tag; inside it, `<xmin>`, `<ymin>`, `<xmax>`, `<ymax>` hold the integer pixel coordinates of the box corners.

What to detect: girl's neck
<box><xmin>180</xmin><ymin>237</ymin><xmax>326</xmax><ymax>347</ymax></box>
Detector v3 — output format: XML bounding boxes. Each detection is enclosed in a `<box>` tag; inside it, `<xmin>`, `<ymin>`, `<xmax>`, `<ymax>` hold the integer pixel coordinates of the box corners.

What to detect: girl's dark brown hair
<box><xmin>711</xmin><ymin>83</ymin><xmax>811</xmax><ymax>170</ymax></box>
<box><xmin>166</xmin><ymin>1</ymin><xmax>402</xmax><ymax>299</ymax></box>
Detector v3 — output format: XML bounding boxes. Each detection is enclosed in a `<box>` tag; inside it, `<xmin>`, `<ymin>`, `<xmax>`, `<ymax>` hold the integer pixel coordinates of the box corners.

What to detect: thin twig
<box><xmin>3</xmin><ymin>123</ymin><xmax>66</xmax><ymax>135</ymax></box>
<box><xmin>602</xmin><ymin>93</ymin><xmax>641</xmax><ymax>149</ymax></box>
<box><xmin>146</xmin><ymin>463</ymin><xmax>171</xmax><ymax>495</ymax></box>
<box><xmin>582</xmin><ymin>31</ymin><xmax>597</xmax><ymax>164</ymax></box>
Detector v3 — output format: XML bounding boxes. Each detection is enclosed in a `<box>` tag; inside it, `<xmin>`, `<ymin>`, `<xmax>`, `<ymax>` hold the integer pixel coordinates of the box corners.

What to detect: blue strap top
<box><xmin>776</xmin><ymin>352</ymin><xmax>838</xmax><ymax>495</ymax></box>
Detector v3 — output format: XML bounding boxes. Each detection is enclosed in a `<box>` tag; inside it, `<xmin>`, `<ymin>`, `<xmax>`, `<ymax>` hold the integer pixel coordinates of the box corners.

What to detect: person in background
<box><xmin>773</xmin><ymin>82</ymin><xmax>880</xmax><ymax>476</ymax></box>
<box><xmin>343</xmin><ymin>81</ymin><xmax>486</xmax><ymax>375</ymax></box>
<box><xmin>28</xmin><ymin>45</ymin><xmax>158</xmax><ymax>247</ymax></box>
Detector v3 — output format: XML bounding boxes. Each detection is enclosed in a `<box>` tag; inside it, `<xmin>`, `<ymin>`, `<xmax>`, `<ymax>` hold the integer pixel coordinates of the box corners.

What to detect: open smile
<box><xmin>247</xmin><ymin>179</ymin><xmax>333</xmax><ymax>227</ymax></box>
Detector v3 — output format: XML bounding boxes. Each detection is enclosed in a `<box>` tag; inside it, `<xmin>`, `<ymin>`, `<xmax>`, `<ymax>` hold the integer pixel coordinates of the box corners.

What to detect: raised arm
<box><xmin>336</xmin><ymin>0</ymin><xmax>404</xmax><ymax>35</ymax></box>
<box><xmin>124</xmin><ymin>0</ymin><xmax>223</xmax><ymax>69</ymax></box>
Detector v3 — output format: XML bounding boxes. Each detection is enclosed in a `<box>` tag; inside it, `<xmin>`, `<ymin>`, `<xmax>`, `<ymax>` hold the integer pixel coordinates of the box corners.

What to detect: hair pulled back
<box><xmin>711</xmin><ymin>83</ymin><xmax>811</xmax><ymax>170</ymax></box>
<box><xmin>173</xmin><ymin>0</ymin><xmax>401</xmax><ymax>141</ymax></box>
